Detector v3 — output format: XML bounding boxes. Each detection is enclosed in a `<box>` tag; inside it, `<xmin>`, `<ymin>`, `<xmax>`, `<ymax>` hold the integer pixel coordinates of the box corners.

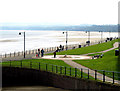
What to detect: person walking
<box><xmin>53</xmin><ymin>51</ymin><xmax>56</xmax><ymax>58</ymax></box>
<box><xmin>38</xmin><ymin>49</ymin><xmax>40</xmax><ymax>57</ymax></box>
<box><xmin>41</xmin><ymin>48</ymin><xmax>44</xmax><ymax>57</ymax></box>
<box><xmin>59</xmin><ymin>44</ymin><xmax>62</xmax><ymax>51</ymax></box>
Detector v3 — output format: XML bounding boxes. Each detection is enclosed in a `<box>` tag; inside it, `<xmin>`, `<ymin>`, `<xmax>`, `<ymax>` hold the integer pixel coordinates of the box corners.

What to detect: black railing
<box><xmin>3</xmin><ymin>60</ymin><xmax>120</xmax><ymax>84</ymax></box>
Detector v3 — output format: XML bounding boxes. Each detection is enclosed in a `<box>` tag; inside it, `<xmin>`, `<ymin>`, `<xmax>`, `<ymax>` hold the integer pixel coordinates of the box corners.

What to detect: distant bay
<box><xmin>0</xmin><ymin>24</ymin><xmax>118</xmax><ymax>32</ymax></box>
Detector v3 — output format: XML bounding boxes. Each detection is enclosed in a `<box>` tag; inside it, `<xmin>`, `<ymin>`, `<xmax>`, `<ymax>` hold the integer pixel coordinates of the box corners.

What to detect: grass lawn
<box><xmin>2</xmin><ymin>59</ymin><xmax>94</xmax><ymax>80</ymax></box>
<box><xmin>73</xmin><ymin>49</ymin><xmax>120</xmax><ymax>80</ymax></box>
<box><xmin>47</xmin><ymin>39</ymin><xmax>118</xmax><ymax>55</ymax></box>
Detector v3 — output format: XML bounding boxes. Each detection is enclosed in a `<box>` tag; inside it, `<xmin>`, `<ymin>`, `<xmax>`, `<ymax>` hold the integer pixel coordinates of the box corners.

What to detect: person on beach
<box><xmin>41</xmin><ymin>48</ymin><xmax>44</xmax><ymax>57</ymax></box>
<box><xmin>38</xmin><ymin>49</ymin><xmax>40</xmax><ymax>57</ymax></box>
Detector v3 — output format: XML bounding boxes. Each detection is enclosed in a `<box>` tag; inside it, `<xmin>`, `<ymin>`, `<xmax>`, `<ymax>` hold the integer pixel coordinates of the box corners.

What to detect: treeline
<box><xmin>1</xmin><ymin>25</ymin><xmax>118</xmax><ymax>32</ymax></box>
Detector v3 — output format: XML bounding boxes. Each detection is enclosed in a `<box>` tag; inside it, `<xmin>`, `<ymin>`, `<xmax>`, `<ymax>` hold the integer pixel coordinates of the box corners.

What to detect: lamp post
<box><xmin>19</xmin><ymin>31</ymin><xmax>25</xmax><ymax>58</ymax></box>
<box><xmin>99</xmin><ymin>31</ymin><xmax>103</xmax><ymax>43</ymax></box>
<box><xmin>85</xmin><ymin>31</ymin><xmax>90</xmax><ymax>45</ymax></box>
<box><xmin>63</xmin><ymin>31</ymin><xmax>68</xmax><ymax>50</ymax></box>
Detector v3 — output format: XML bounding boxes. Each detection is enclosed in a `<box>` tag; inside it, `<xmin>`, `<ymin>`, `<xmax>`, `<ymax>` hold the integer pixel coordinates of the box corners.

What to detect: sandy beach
<box><xmin>49</xmin><ymin>31</ymin><xmax>117</xmax><ymax>44</ymax></box>
<box><xmin>0</xmin><ymin>30</ymin><xmax>118</xmax><ymax>54</ymax></box>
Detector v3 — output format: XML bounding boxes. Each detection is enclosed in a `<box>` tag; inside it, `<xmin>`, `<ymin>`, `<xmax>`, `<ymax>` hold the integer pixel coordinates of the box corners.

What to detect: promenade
<box><xmin>1</xmin><ymin>41</ymin><xmax>120</xmax><ymax>84</ymax></box>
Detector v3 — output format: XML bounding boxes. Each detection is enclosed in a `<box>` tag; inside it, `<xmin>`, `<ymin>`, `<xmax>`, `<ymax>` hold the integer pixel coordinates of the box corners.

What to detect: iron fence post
<box><xmin>10</xmin><ymin>60</ymin><xmax>11</xmax><ymax>67</ymax></box>
<box><xmin>10</xmin><ymin>53</ymin><xmax>11</xmax><ymax>57</ymax></box>
<box><xmin>33</xmin><ymin>50</ymin><xmax>34</xmax><ymax>54</ymax></box>
<box><xmin>14</xmin><ymin>52</ymin><xmax>15</xmax><ymax>57</ymax></box>
<box><xmin>70</xmin><ymin>67</ymin><xmax>71</xmax><ymax>76</ymax></box>
<box><xmin>29</xmin><ymin>50</ymin><xmax>30</xmax><ymax>54</ymax></box>
<box><xmin>46</xmin><ymin>64</ymin><xmax>48</xmax><ymax>71</ymax></box>
<box><xmin>30</xmin><ymin>61</ymin><xmax>32</xmax><ymax>69</ymax></box>
<box><xmin>95</xmin><ymin>70</ymin><xmax>97</xmax><ymax>80</ymax></box>
<box><xmin>88</xmin><ymin>69</ymin><xmax>89</xmax><ymax>79</ymax></box>
<box><xmin>60</xmin><ymin>66</ymin><xmax>62</xmax><ymax>74</ymax></box>
<box><xmin>75</xmin><ymin>68</ymin><xmax>77</xmax><ymax>77</ymax></box>
<box><xmin>32</xmin><ymin>50</ymin><xmax>34</xmax><ymax>54</ymax></box>
<box><xmin>103</xmin><ymin>70</ymin><xmax>105</xmax><ymax>82</ymax></box>
<box><xmin>18</xmin><ymin>52</ymin><xmax>19</xmax><ymax>56</ymax></box>
<box><xmin>56</xmin><ymin>66</ymin><xmax>57</xmax><ymax>73</ymax></box>
<box><xmin>47</xmin><ymin>48</ymin><xmax>48</xmax><ymax>52</ymax></box>
<box><xmin>21</xmin><ymin>61</ymin><xmax>22</xmax><ymax>68</ymax></box>
<box><xmin>52</xmin><ymin>64</ymin><xmax>53</xmax><ymax>72</ymax></box>
<box><xmin>65</xmin><ymin>67</ymin><xmax>66</xmax><ymax>75</ymax></box>
<box><xmin>5</xmin><ymin>53</ymin><xmax>6</xmax><ymax>58</ymax></box>
<box><xmin>113</xmin><ymin>72</ymin><xmax>114</xmax><ymax>84</ymax></box>
<box><xmin>22</xmin><ymin>51</ymin><xmax>23</xmax><ymax>55</ymax></box>
<box><xmin>81</xmin><ymin>68</ymin><xmax>83</xmax><ymax>78</ymax></box>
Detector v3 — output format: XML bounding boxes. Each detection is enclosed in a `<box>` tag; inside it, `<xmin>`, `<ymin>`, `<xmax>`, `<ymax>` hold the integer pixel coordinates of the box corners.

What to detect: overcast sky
<box><xmin>0</xmin><ymin>0</ymin><xmax>119</xmax><ymax>25</ymax></box>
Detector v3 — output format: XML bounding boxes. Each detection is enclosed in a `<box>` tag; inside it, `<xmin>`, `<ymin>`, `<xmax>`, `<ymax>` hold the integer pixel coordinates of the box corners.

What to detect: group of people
<box><xmin>36</xmin><ymin>48</ymin><xmax>44</xmax><ymax>57</ymax></box>
<box><xmin>36</xmin><ymin>44</ymin><xmax>64</xmax><ymax>58</ymax></box>
<box><xmin>53</xmin><ymin>44</ymin><xmax>64</xmax><ymax>58</ymax></box>
<box><xmin>56</xmin><ymin>45</ymin><xmax>64</xmax><ymax>52</ymax></box>
<box><xmin>92</xmin><ymin>54</ymin><xmax>103</xmax><ymax>59</ymax></box>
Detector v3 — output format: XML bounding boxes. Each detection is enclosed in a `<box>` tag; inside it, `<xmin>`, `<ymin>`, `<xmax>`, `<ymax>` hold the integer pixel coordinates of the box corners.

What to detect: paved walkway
<box><xmin>2</xmin><ymin>86</ymin><xmax>69</xmax><ymax>91</ymax></box>
<box><xmin>82</xmin><ymin>42</ymin><xmax>119</xmax><ymax>56</ymax></box>
<box><xmin>62</xmin><ymin>59</ymin><xmax>120</xmax><ymax>84</ymax></box>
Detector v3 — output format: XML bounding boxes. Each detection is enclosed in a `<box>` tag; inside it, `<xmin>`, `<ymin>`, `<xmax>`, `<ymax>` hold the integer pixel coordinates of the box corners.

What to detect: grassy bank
<box><xmin>47</xmin><ymin>39</ymin><xmax>118</xmax><ymax>55</ymax></box>
<box><xmin>2</xmin><ymin>59</ymin><xmax>94</xmax><ymax>80</ymax></box>
<box><xmin>73</xmin><ymin>49</ymin><xmax>120</xmax><ymax>80</ymax></box>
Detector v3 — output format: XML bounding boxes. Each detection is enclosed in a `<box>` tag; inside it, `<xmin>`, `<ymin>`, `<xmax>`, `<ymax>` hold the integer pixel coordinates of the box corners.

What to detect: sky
<box><xmin>0</xmin><ymin>0</ymin><xmax>119</xmax><ymax>26</ymax></box>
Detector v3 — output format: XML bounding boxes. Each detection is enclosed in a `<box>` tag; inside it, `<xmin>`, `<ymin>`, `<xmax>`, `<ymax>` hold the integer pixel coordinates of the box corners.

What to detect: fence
<box><xmin>1</xmin><ymin>38</ymin><xmax>111</xmax><ymax>58</ymax></box>
<box><xmin>3</xmin><ymin>60</ymin><xmax>120</xmax><ymax>84</ymax></box>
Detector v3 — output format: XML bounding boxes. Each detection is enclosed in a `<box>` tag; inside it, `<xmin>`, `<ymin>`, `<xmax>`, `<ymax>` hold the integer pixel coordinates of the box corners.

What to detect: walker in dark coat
<box><xmin>54</xmin><ymin>51</ymin><xmax>56</xmax><ymax>58</ymax></box>
<box><xmin>41</xmin><ymin>49</ymin><xmax>44</xmax><ymax>57</ymax></box>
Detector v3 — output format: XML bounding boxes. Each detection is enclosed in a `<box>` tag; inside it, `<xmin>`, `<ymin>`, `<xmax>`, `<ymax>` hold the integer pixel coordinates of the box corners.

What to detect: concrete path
<box><xmin>2</xmin><ymin>86</ymin><xmax>69</xmax><ymax>91</ymax></box>
<box><xmin>82</xmin><ymin>42</ymin><xmax>119</xmax><ymax>56</ymax></box>
<box><xmin>41</xmin><ymin>55</ymin><xmax>92</xmax><ymax>60</ymax></box>
<box><xmin>1</xmin><ymin>54</ymin><xmax>35</xmax><ymax>62</ymax></box>
<box><xmin>62</xmin><ymin>59</ymin><xmax>120</xmax><ymax>84</ymax></box>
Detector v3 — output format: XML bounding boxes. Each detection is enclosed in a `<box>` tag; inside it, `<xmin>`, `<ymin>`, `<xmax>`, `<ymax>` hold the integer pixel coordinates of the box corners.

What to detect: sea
<box><xmin>0</xmin><ymin>30</ymin><xmax>118</xmax><ymax>54</ymax></box>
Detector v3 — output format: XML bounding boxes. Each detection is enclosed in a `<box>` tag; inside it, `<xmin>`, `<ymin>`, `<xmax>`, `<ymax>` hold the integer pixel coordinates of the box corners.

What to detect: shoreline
<box><xmin>0</xmin><ymin>30</ymin><xmax>118</xmax><ymax>54</ymax></box>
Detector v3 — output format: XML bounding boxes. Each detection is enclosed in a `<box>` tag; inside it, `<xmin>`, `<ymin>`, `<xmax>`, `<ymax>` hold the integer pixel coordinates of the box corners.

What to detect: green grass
<box><xmin>73</xmin><ymin>49</ymin><xmax>120</xmax><ymax>80</ymax></box>
<box><xmin>47</xmin><ymin>39</ymin><xmax>118</xmax><ymax>55</ymax></box>
<box><xmin>2</xmin><ymin>59</ymin><xmax>94</xmax><ymax>80</ymax></box>
<box><xmin>88</xmin><ymin>53</ymin><xmax>102</xmax><ymax>56</ymax></box>
<box><xmin>2</xmin><ymin>39</ymin><xmax>119</xmax><ymax>82</ymax></box>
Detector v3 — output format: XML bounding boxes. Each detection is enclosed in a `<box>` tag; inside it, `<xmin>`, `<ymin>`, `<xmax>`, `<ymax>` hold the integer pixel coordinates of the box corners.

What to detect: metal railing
<box><xmin>3</xmin><ymin>60</ymin><xmax>120</xmax><ymax>84</ymax></box>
